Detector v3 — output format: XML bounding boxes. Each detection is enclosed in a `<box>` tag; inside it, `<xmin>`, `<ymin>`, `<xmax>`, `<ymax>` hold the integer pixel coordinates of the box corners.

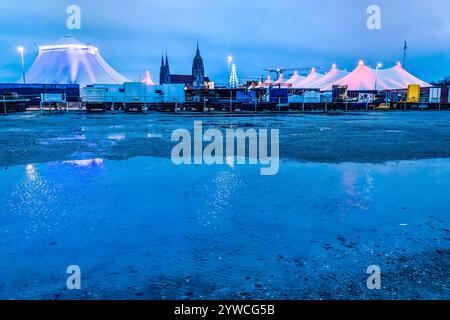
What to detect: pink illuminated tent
<box><xmin>273</xmin><ymin>74</ymin><xmax>291</xmax><ymax>87</ymax></box>
<box><xmin>322</xmin><ymin>60</ymin><xmax>387</xmax><ymax>91</ymax></box>
<box><xmin>285</xmin><ymin>71</ymin><xmax>305</xmax><ymax>86</ymax></box>
<box><xmin>292</xmin><ymin>68</ymin><xmax>324</xmax><ymax>88</ymax></box>
<box><xmin>142</xmin><ymin>70</ymin><xmax>155</xmax><ymax>86</ymax></box>
<box><xmin>273</xmin><ymin>74</ymin><xmax>285</xmax><ymax>85</ymax></box>
<box><xmin>322</xmin><ymin>60</ymin><xmax>431</xmax><ymax>91</ymax></box>
<box><xmin>308</xmin><ymin>64</ymin><xmax>349</xmax><ymax>91</ymax></box>
<box><xmin>23</xmin><ymin>35</ymin><xmax>130</xmax><ymax>87</ymax></box>
<box><xmin>263</xmin><ymin>75</ymin><xmax>273</xmax><ymax>87</ymax></box>
<box><xmin>379</xmin><ymin>62</ymin><xmax>431</xmax><ymax>90</ymax></box>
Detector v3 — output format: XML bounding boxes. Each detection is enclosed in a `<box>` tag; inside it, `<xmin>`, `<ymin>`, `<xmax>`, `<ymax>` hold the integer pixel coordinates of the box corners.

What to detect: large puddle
<box><xmin>0</xmin><ymin>156</ymin><xmax>448</xmax><ymax>299</ymax></box>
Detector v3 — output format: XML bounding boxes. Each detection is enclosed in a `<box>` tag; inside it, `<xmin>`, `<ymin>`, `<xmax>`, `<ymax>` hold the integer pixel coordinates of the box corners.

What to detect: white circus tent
<box><xmin>263</xmin><ymin>75</ymin><xmax>273</xmax><ymax>87</ymax></box>
<box><xmin>322</xmin><ymin>60</ymin><xmax>431</xmax><ymax>91</ymax></box>
<box><xmin>142</xmin><ymin>70</ymin><xmax>155</xmax><ymax>86</ymax></box>
<box><xmin>379</xmin><ymin>62</ymin><xmax>431</xmax><ymax>90</ymax></box>
<box><xmin>308</xmin><ymin>64</ymin><xmax>349</xmax><ymax>90</ymax></box>
<box><xmin>23</xmin><ymin>35</ymin><xmax>130</xmax><ymax>87</ymax></box>
<box><xmin>285</xmin><ymin>70</ymin><xmax>305</xmax><ymax>86</ymax></box>
<box><xmin>323</xmin><ymin>60</ymin><xmax>387</xmax><ymax>91</ymax></box>
<box><xmin>292</xmin><ymin>67</ymin><xmax>324</xmax><ymax>88</ymax></box>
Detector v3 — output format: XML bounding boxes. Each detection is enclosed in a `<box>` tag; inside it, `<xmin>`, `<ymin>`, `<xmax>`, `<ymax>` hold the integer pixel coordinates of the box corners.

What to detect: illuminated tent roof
<box><xmin>308</xmin><ymin>64</ymin><xmax>349</xmax><ymax>90</ymax></box>
<box><xmin>285</xmin><ymin>70</ymin><xmax>305</xmax><ymax>85</ymax></box>
<box><xmin>292</xmin><ymin>68</ymin><xmax>324</xmax><ymax>88</ymax></box>
<box><xmin>142</xmin><ymin>70</ymin><xmax>155</xmax><ymax>86</ymax></box>
<box><xmin>322</xmin><ymin>60</ymin><xmax>431</xmax><ymax>91</ymax></box>
<box><xmin>263</xmin><ymin>75</ymin><xmax>273</xmax><ymax>87</ymax></box>
<box><xmin>379</xmin><ymin>62</ymin><xmax>431</xmax><ymax>89</ymax></box>
<box><xmin>323</xmin><ymin>60</ymin><xmax>387</xmax><ymax>91</ymax></box>
<box><xmin>273</xmin><ymin>74</ymin><xmax>285</xmax><ymax>84</ymax></box>
<box><xmin>23</xmin><ymin>35</ymin><xmax>130</xmax><ymax>86</ymax></box>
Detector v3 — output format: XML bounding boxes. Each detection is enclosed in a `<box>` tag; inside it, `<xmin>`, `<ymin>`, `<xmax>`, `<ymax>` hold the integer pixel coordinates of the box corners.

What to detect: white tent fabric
<box><xmin>142</xmin><ymin>70</ymin><xmax>155</xmax><ymax>86</ymax></box>
<box><xmin>273</xmin><ymin>74</ymin><xmax>285</xmax><ymax>84</ymax></box>
<box><xmin>308</xmin><ymin>64</ymin><xmax>349</xmax><ymax>90</ymax></box>
<box><xmin>322</xmin><ymin>60</ymin><xmax>430</xmax><ymax>91</ymax></box>
<box><xmin>379</xmin><ymin>62</ymin><xmax>431</xmax><ymax>90</ymax></box>
<box><xmin>292</xmin><ymin>68</ymin><xmax>324</xmax><ymax>88</ymax></box>
<box><xmin>263</xmin><ymin>75</ymin><xmax>273</xmax><ymax>87</ymax></box>
<box><xmin>323</xmin><ymin>61</ymin><xmax>387</xmax><ymax>91</ymax></box>
<box><xmin>285</xmin><ymin>71</ymin><xmax>305</xmax><ymax>86</ymax></box>
<box><xmin>23</xmin><ymin>35</ymin><xmax>130</xmax><ymax>87</ymax></box>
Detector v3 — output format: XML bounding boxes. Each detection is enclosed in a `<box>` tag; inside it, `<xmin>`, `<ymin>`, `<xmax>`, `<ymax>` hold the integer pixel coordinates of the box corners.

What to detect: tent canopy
<box><xmin>23</xmin><ymin>35</ymin><xmax>130</xmax><ymax>87</ymax></box>
<box><xmin>142</xmin><ymin>70</ymin><xmax>155</xmax><ymax>86</ymax></box>
<box><xmin>285</xmin><ymin>70</ymin><xmax>305</xmax><ymax>85</ymax></box>
<box><xmin>322</xmin><ymin>60</ymin><xmax>431</xmax><ymax>91</ymax></box>
<box><xmin>308</xmin><ymin>64</ymin><xmax>349</xmax><ymax>90</ymax></box>
<box><xmin>292</xmin><ymin>68</ymin><xmax>324</xmax><ymax>88</ymax></box>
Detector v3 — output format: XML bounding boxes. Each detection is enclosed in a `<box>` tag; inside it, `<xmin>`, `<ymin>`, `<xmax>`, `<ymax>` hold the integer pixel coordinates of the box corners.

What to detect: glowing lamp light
<box><xmin>227</xmin><ymin>55</ymin><xmax>233</xmax><ymax>62</ymax></box>
<box><xmin>358</xmin><ymin>60</ymin><xmax>365</xmax><ymax>66</ymax></box>
<box><xmin>17</xmin><ymin>46</ymin><xmax>25</xmax><ymax>53</ymax></box>
<box><xmin>396</xmin><ymin>61</ymin><xmax>402</xmax><ymax>67</ymax></box>
<box><xmin>332</xmin><ymin>63</ymin><xmax>337</xmax><ymax>69</ymax></box>
<box><xmin>376</xmin><ymin>63</ymin><xmax>383</xmax><ymax>68</ymax></box>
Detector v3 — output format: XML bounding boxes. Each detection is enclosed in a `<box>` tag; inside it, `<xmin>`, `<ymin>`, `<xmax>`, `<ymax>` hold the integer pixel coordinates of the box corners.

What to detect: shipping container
<box><xmin>429</xmin><ymin>87</ymin><xmax>442</xmax><ymax>103</ymax></box>
<box><xmin>407</xmin><ymin>84</ymin><xmax>420</xmax><ymax>103</ymax></box>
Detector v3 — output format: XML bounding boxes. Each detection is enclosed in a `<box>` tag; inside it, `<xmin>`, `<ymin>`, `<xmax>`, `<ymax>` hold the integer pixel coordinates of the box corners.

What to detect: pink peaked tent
<box><xmin>323</xmin><ymin>60</ymin><xmax>430</xmax><ymax>91</ymax></box>
<box><xmin>273</xmin><ymin>74</ymin><xmax>285</xmax><ymax>84</ymax></box>
<box><xmin>292</xmin><ymin>68</ymin><xmax>324</xmax><ymax>88</ymax></box>
<box><xmin>379</xmin><ymin>62</ymin><xmax>431</xmax><ymax>90</ymax></box>
<box><xmin>285</xmin><ymin>71</ymin><xmax>305</xmax><ymax>86</ymax></box>
<box><xmin>263</xmin><ymin>75</ymin><xmax>273</xmax><ymax>87</ymax></box>
<box><xmin>23</xmin><ymin>35</ymin><xmax>130</xmax><ymax>87</ymax></box>
<box><xmin>323</xmin><ymin>60</ymin><xmax>387</xmax><ymax>91</ymax></box>
<box><xmin>308</xmin><ymin>64</ymin><xmax>349</xmax><ymax>91</ymax></box>
<box><xmin>142</xmin><ymin>70</ymin><xmax>155</xmax><ymax>86</ymax></box>
<box><xmin>273</xmin><ymin>74</ymin><xmax>290</xmax><ymax>87</ymax></box>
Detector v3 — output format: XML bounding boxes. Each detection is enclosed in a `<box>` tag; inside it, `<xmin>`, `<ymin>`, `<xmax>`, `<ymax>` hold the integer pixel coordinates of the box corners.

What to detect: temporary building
<box><xmin>322</xmin><ymin>60</ymin><xmax>386</xmax><ymax>91</ymax></box>
<box><xmin>292</xmin><ymin>68</ymin><xmax>324</xmax><ymax>88</ymax></box>
<box><xmin>308</xmin><ymin>64</ymin><xmax>349</xmax><ymax>91</ymax></box>
<box><xmin>263</xmin><ymin>75</ymin><xmax>273</xmax><ymax>87</ymax></box>
<box><xmin>142</xmin><ymin>70</ymin><xmax>156</xmax><ymax>86</ymax></box>
<box><xmin>273</xmin><ymin>74</ymin><xmax>291</xmax><ymax>87</ymax></box>
<box><xmin>379</xmin><ymin>62</ymin><xmax>431</xmax><ymax>90</ymax></box>
<box><xmin>285</xmin><ymin>71</ymin><xmax>305</xmax><ymax>86</ymax></box>
<box><xmin>23</xmin><ymin>35</ymin><xmax>130</xmax><ymax>87</ymax></box>
<box><xmin>322</xmin><ymin>60</ymin><xmax>431</xmax><ymax>91</ymax></box>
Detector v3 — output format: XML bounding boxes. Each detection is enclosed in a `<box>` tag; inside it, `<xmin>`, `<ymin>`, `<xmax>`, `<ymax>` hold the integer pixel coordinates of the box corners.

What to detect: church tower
<box><xmin>192</xmin><ymin>42</ymin><xmax>205</xmax><ymax>87</ymax></box>
<box><xmin>159</xmin><ymin>54</ymin><xmax>171</xmax><ymax>84</ymax></box>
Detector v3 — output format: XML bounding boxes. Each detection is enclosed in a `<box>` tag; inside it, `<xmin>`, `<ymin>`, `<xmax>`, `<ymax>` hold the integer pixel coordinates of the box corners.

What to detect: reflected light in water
<box><xmin>26</xmin><ymin>164</ymin><xmax>37</xmax><ymax>181</ymax></box>
<box><xmin>63</xmin><ymin>158</ymin><xmax>104</xmax><ymax>167</ymax></box>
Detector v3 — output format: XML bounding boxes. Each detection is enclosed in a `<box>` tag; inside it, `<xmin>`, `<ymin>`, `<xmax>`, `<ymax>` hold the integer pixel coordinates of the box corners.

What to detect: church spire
<box><xmin>196</xmin><ymin>40</ymin><xmax>200</xmax><ymax>55</ymax></box>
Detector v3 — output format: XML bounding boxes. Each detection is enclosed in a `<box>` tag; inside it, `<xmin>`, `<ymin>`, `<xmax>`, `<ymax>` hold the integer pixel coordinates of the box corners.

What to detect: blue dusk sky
<box><xmin>1</xmin><ymin>0</ymin><xmax>450</xmax><ymax>83</ymax></box>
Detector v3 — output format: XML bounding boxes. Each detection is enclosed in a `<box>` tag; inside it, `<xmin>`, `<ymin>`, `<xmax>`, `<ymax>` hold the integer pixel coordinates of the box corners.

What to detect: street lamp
<box><xmin>227</xmin><ymin>55</ymin><xmax>233</xmax><ymax>87</ymax></box>
<box><xmin>375</xmin><ymin>62</ymin><xmax>382</xmax><ymax>91</ymax></box>
<box><xmin>17</xmin><ymin>46</ymin><xmax>26</xmax><ymax>84</ymax></box>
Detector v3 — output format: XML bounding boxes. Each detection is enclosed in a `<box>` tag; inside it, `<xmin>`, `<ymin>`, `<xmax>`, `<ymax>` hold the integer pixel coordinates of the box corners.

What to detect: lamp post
<box><xmin>374</xmin><ymin>63</ymin><xmax>382</xmax><ymax>91</ymax></box>
<box><xmin>17</xmin><ymin>46</ymin><xmax>26</xmax><ymax>84</ymax></box>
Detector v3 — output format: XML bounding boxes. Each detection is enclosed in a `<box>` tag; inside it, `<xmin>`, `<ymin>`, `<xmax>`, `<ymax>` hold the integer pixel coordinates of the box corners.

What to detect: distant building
<box><xmin>159</xmin><ymin>42</ymin><xmax>211</xmax><ymax>88</ymax></box>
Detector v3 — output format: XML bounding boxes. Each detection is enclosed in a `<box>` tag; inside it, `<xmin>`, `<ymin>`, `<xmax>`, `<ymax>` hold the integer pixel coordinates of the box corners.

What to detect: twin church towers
<box><xmin>159</xmin><ymin>42</ymin><xmax>206</xmax><ymax>87</ymax></box>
